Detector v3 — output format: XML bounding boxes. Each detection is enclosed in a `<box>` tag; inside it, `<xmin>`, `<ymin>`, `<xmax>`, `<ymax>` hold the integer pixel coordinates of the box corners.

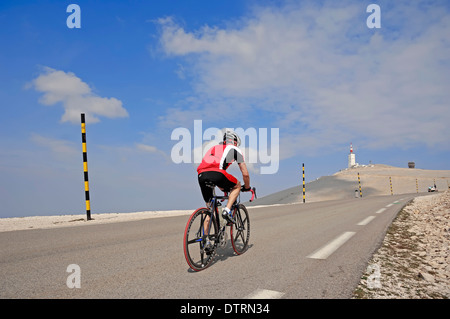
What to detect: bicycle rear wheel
<box><xmin>183</xmin><ymin>208</ymin><xmax>219</xmax><ymax>271</ymax></box>
<box><xmin>230</xmin><ymin>204</ymin><xmax>250</xmax><ymax>255</ymax></box>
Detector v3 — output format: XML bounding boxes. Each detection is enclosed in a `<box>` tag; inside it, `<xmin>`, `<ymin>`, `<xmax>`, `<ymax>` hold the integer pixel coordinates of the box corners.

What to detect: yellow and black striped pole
<box><xmin>416</xmin><ymin>179</ymin><xmax>419</xmax><ymax>193</ymax></box>
<box><xmin>81</xmin><ymin>113</ymin><xmax>92</xmax><ymax>220</ymax></box>
<box><xmin>389</xmin><ymin>177</ymin><xmax>393</xmax><ymax>195</ymax></box>
<box><xmin>302</xmin><ymin>163</ymin><xmax>305</xmax><ymax>203</ymax></box>
<box><xmin>358</xmin><ymin>172</ymin><xmax>362</xmax><ymax>197</ymax></box>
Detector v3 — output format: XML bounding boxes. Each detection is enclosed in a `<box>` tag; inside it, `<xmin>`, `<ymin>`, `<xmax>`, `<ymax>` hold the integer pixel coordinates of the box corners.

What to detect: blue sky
<box><xmin>1</xmin><ymin>0</ymin><xmax>449</xmax><ymax>218</ymax></box>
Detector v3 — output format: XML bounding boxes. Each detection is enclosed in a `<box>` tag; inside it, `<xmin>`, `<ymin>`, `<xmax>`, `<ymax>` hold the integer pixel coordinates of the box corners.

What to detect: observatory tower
<box><xmin>348</xmin><ymin>143</ymin><xmax>356</xmax><ymax>168</ymax></box>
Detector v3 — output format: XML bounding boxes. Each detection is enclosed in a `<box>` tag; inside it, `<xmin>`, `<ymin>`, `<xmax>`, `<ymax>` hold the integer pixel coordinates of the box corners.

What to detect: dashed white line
<box><xmin>375</xmin><ymin>208</ymin><xmax>386</xmax><ymax>214</ymax></box>
<box><xmin>357</xmin><ymin>216</ymin><xmax>376</xmax><ymax>226</ymax></box>
<box><xmin>245</xmin><ymin>289</ymin><xmax>285</xmax><ymax>299</ymax></box>
<box><xmin>307</xmin><ymin>232</ymin><xmax>356</xmax><ymax>260</ymax></box>
<box><xmin>386</xmin><ymin>203</ymin><xmax>393</xmax><ymax>207</ymax></box>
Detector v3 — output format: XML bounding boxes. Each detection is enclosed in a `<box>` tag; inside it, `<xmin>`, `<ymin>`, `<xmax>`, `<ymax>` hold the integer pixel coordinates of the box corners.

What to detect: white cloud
<box><xmin>31</xmin><ymin>67</ymin><xmax>129</xmax><ymax>124</ymax></box>
<box><xmin>136</xmin><ymin>143</ymin><xmax>169</xmax><ymax>160</ymax></box>
<box><xmin>30</xmin><ymin>133</ymin><xmax>78</xmax><ymax>161</ymax></box>
<box><xmin>157</xmin><ymin>1</ymin><xmax>450</xmax><ymax>156</ymax></box>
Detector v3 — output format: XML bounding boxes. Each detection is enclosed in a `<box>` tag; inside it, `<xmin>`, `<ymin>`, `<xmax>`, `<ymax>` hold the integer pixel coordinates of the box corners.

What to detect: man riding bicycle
<box><xmin>197</xmin><ymin>130</ymin><xmax>251</xmax><ymax>224</ymax></box>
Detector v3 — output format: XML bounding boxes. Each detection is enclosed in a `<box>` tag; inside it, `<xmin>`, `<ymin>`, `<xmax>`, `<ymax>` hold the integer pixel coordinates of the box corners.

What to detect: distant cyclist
<box><xmin>197</xmin><ymin>130</ymin><xmax>251</xmax><ymax>224</ymax></box>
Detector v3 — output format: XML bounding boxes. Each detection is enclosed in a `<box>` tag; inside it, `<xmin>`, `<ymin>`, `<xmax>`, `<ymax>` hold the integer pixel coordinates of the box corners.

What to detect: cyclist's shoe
<box><xmin>204</xmin><ymin>239</ymin><xmax>213</xmax><ymax>255</ymax></box>
<box><xmin>222</xmin><ymin>208</ymin><xmax>235</xmax><ymax>225</ymax></box>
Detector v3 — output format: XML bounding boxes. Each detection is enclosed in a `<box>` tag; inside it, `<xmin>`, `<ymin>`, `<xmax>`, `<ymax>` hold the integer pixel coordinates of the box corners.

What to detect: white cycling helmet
<box><xmin>223</xmin><ymin>130</ymin><xmax>241</xmax><ymax>147</ymax></box>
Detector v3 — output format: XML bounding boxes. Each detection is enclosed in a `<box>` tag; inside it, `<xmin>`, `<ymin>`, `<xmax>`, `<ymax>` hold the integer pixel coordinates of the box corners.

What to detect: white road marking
<box><xmin>357</xmin><ymin>216</ymin><xmax>376</xmax><ymax>226</ymax></box>
<box><xmin>245</xmin><ymin>289</ymin><xmax>285</xmax><ymax>299</ymax></box>
<box><xmin>375</xmin><ymin>208</ymin><xmax>386</xmax><ymax>214</ymax></box>
<box><xmin>386</xmin><ymin>203</ymin><xmax>393</xmax><ymax>207</ymax></box>
<box><xmin>307</xmin><ymin>232</ymin><xmax>356</xmax><ymax>260</ymax></box>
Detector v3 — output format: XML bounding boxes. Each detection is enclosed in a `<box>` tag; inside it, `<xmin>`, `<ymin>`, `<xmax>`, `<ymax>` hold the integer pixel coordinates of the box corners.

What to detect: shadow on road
<box><xmin>186</xmin><ymin>243</ymin><xmax>254</xmax><ymax>273</ymax></box>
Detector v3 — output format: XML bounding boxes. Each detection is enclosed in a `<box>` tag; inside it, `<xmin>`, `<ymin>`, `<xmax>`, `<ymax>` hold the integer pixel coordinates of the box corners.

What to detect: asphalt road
<box><xmin>0</xmin><ymin>193</ymin><xmax>424</xmax><ymax>299</ymax></box>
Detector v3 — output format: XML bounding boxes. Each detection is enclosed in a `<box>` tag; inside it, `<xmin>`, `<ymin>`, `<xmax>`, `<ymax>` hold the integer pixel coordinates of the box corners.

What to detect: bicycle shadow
<box><xmin>186</xmin><ymin>242</ymin><xmax>254</xmax><ymax>273</ymax></box>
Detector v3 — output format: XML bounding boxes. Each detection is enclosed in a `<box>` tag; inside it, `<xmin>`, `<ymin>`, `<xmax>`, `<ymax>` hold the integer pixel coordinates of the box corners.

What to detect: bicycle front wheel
<box><xmin>183</xmin><ymin>208</ymin><xmax>219</xmax><ymax>271</ymax></box>
<box><xmin>230</xmin><ymin>204</ymin><xmax>250</xmax><ymax>255</ymax></box>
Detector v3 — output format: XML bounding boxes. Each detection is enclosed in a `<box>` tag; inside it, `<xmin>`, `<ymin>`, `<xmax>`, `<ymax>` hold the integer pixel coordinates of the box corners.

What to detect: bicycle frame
<box><xmin>201</xmin><ymin>193</ymin><xmax>228</xmax><ymax>240</ymax></box>
<box><xmin>204</xmin><ymin>187</ymin><xmax>255</xmax><ymax>236</ymax></box>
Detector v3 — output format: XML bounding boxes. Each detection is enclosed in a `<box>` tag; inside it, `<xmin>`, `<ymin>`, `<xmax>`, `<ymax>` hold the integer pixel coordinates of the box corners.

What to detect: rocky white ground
<box><xmin>354</xmin><ymin>190</ymin><xmax>449</xmax><ymax>299</ymax></box>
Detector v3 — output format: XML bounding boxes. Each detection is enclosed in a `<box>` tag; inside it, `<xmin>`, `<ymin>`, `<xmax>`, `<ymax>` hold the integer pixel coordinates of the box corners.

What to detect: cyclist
<box><xmin>197</xmin><ymin>130</ymin><xmax>251</xmax><ymax>224</ymax></box>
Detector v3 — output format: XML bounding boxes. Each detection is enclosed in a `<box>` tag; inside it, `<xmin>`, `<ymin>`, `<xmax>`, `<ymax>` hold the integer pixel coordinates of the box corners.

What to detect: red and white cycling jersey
<box><xmin>197</xmin><ymin>143</ymin><xmax>245</xmax><ymax>174</ymax></box>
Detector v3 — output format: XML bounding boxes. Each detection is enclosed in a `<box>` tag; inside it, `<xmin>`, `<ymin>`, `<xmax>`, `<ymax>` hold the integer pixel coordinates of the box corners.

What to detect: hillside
<box><xmin>249</xmin><ymin>164</ymin><xmax>450</xmax><ymax>206</ymax></box>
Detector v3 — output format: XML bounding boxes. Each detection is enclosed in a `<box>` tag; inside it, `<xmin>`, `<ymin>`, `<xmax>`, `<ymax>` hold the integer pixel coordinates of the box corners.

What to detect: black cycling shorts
<box><xmin>198</xmin><ymin>171</ymin><xmax>238</xmax><ymax>203</ymax></box>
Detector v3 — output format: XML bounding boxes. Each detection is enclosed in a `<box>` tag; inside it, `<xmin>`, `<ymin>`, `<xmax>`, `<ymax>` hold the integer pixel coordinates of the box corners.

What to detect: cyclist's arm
<box><xmin>238</xmin><ymin>162</ymin><xmax>250</xmax><ymax>189</ymax></box>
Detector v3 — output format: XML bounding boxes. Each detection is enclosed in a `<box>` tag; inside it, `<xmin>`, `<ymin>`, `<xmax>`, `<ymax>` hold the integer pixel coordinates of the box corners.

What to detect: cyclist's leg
<box><xmin>198</xmin><ymin>172</ymin><xmax>215</xmax><ymax>235</ymax></box>
<box><xmin>198</xmin><ymin>173</ymin><xmax>214</xmax><ymax>206</ymax></box>
<box><xmin>217</xmin><ymin>170</ymin><xmax>240</xmax><ymax>211</ymax></box>
<box><xmin>198</xmin><ymin>170</ymin><xmax>238</xmax><ymax>221</ymax></box>
<box><xmin>226</xmin><ymin>181</ymin><xmax>240</xmax><ymax>211</ymax></box>
<box><xmin>199</xmin><ymin>171</ymin><xmax>236</xmax><ymax>202</ymax></box>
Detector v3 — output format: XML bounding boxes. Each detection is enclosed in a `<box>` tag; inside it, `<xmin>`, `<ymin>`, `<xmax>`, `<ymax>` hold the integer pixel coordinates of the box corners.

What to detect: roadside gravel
<box><xmin>353</xmin><ymin>191</ymin><xmax>449</xmax><ymax>299</ymax></box>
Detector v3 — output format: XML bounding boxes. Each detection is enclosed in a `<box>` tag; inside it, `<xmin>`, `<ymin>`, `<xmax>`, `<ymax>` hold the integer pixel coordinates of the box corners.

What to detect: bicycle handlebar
<box><xmin>244</xmin><ymin>187</ymin><xmax>257</xmax><ymax>202</ymax></box>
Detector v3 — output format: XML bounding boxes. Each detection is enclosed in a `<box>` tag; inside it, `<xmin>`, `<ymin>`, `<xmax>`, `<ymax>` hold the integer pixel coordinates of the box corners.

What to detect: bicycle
<box><xmin>183</xmin><ymin>184</ymin><xmax>256</xmax><ymax>271</ymax></box>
